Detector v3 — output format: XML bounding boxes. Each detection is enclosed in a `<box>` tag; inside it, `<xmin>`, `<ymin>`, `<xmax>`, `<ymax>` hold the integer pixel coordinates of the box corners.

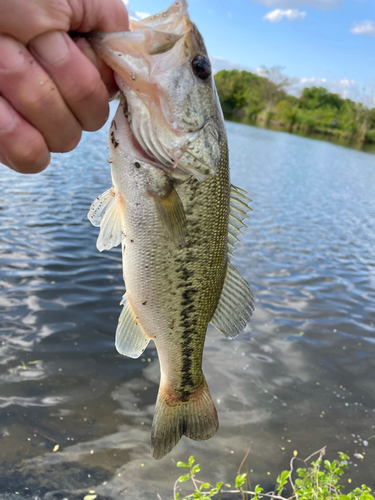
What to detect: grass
<box><xmin>169</xmin><ymin>448</ymin><xmax>374</xmax><ymax>500</ymax></box>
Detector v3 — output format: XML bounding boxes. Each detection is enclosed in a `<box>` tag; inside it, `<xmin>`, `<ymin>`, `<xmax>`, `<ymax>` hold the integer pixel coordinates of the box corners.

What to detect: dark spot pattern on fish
<box><xmin>110</xmin><ymin>131</ymin><xmax>119</xmax><ymax>148</ymax></box>
<box><xmin>181</xmin><ymin>288</ymin><xmax>197</xmax><ymax>305</ymax></box>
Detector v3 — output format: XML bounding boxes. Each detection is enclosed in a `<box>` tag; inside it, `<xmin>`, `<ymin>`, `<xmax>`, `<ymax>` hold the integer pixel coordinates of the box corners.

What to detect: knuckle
<box><xmin>19</xmin><ymin>78</ymin><xmax>56</xmax><ymax>111</ymax></box>
<box><xmin>54</xmin><ymin>128</ymin><xmax>82</xmax><ymax>153</ymax></box>
<box><xmin>69</xmin><ymin>71</ymin><xmax>103</xmax><ymax>104</ymax></box>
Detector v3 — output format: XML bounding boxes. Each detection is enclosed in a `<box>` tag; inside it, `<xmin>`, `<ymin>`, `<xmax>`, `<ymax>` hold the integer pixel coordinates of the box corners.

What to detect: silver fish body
<box><xmin>88</xmin><ymin>0</ymin><xmax>254</xmax><ymax>459</ymax></box>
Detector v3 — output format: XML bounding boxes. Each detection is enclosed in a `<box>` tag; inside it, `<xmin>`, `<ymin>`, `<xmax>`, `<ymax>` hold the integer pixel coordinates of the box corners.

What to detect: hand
<box><xmin>0</xmin><ymin>0</ymin><xmax>129</xmax><ymax>173</ymax></box>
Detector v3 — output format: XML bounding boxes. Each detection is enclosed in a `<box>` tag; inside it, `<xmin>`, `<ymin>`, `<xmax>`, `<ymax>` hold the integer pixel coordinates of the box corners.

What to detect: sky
<box><xmin>124</xmin><ymin>0</ymin><xmax>375</xmax><ymax>102</ymax></box>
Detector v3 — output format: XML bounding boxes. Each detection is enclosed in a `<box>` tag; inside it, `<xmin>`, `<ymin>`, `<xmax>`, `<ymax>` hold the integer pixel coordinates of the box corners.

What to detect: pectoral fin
<box><xmin>116</xmin><ymin>295</ymin><xmax>150</xmax><ymax>358</ymax></box>
<box><xmin>151</xmin><ymin>183</ymin><xmax>186</xmax><ymax>246</ymax></box>
<box><xmin>87</xmin><ymin>188</ymin><xmax>125</xmax><ymax>252</ymax></box>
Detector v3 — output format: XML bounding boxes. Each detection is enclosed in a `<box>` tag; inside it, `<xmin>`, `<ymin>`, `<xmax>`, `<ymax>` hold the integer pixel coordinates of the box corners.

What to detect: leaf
<box><xmin>192</xmin><ymin>465</ymin><xmax>201</xmax><ymax>474</ymax></box>
<box><xmin>178</xmin><ymin>474</ymin><xmax>191</xmax><ymax>483</ymax></box>
<box><xmin>53</xmin><ymin>444</ymin><xmax>59</xmax><ymax>452</ymax></box>
<box><xmin>235</xmin><ymin>473</ymin><xmax>247</xmax><ymax>489</ymax></box>
<box><xmin>83</xmin><ymin>496</ymin><xmax>97</xmax><ymax>500</ymax></box>
<box><xmin>177</xmin><ymin>461</ymin><xmax>188</xmax><ymax>468</ymax></box>
<box><xmin>255</xmin><ymin>485</ymin><xmax>263</xmax><ymax>494</ymax></box>
<box><xmin>188</xmin><ymin>455</ymin><xmax>195</xmax><ymax>467</ymax></box>
<box><xmin>28</xmin><ymin>360</ymin><xmax>42</xmax><ymax>365</ymax></box>
<box><xmin>276</xmin><ymin>470</ymin><xmax>290</xmax><ymax>494</ymax></box>
<box><xmin>201</xmin><ymin>483</ymin><xmax>211</xmax><ymax>489</ymax></box>
<box><xmin>216</xmin><ymin>481</ymin><xmax>223</xmax><ymax>491</ymax></box>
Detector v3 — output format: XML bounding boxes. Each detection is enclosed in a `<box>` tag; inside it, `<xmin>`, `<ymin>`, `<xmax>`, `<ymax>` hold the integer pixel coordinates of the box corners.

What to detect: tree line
<box><xmin>214</xmin><ymin>68</ymin><xmax>375</xmax><ymax>146</ymax></box>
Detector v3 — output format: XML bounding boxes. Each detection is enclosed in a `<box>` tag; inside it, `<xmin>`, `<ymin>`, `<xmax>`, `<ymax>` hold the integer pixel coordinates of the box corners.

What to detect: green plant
<box><xmin>170</xmin><ymin>448</ymin><xmax>374</xmax><ymax>500</ymax></box>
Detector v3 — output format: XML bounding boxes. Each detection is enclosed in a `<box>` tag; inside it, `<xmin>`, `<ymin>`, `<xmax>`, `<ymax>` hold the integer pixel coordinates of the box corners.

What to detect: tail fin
<box><xmin>151</xmin><ymin>378</ymin><xmax>219</xmax><ymax>460</ymax></box>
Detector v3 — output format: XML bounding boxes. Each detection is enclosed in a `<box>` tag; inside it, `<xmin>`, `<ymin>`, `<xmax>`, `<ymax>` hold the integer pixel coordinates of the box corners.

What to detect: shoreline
<box><xmin>224</xmin><ymin>113</ymin><xmax>375</xmax><ymax>153</ymax></box>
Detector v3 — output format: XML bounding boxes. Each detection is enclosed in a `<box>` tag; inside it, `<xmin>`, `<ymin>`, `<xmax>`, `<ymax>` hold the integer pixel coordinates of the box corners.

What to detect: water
<box><xmin>1</xmin><ymin>106</ymin><xmax>375</xmax><ymax>499</ymax></box>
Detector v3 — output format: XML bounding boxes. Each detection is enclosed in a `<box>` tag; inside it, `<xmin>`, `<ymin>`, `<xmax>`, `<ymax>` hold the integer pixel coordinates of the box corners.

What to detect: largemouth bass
<box><xmin>87</xmin><ymin>0</ymin><xmax>254</xmax><ymax>459</ymax></box>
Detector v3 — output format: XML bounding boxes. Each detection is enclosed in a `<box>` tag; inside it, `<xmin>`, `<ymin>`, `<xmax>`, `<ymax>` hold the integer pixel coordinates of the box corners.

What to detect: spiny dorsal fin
<box><xmin>210</xmin><ymin>262</ymin><xmax>254</xmax><ymax>339</ymax></box>
<box><xmin>151</xmin><ymin>183</ymin><xmax>186</xmax><ymax>246</ymax></box>
<box><xmin>115</xmin><ymin>295</ymin><xmax>150</xmax><ymax>358</ymax></box>
<box><xmin>228</xmin><ymin>185</ymin><xmax>252</xmax><ymax>261</ymax></box>
<box><xmin>87</xmin><ymin>187</ymin><xmax>125</xmax><ymax>252</ymax></box>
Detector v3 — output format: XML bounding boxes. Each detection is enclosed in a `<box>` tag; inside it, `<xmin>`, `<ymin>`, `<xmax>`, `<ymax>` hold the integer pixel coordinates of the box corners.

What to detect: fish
<box><xmin>87</xmin><ymin>0</ymin><xmax>254</xmax><ymax>460</ymax></box>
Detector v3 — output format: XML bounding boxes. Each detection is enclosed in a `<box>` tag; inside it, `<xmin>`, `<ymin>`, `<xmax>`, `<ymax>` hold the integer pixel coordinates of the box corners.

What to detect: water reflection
<box><xmin>0</xmin><ymin>108</ymin><xmax>374</xmax><ymax>497</ymax></box>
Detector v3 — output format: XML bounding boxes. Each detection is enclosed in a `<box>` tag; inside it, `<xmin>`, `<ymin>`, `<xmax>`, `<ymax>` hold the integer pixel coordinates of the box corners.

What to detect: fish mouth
<box><xmin>88</xmin><ymin>0</ymin><xmax>191</xmax><ymax>106</ymax></box>
<box><xmin>89</xmin><ymin>0</ymin><xmax>218</xmax><ymax>181</ymax></box>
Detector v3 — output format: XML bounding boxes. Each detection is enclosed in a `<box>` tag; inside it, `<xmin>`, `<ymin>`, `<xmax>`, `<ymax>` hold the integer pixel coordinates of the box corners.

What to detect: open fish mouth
<box><xmin>88</xmin><ymin>0</ymin><xmax>191</xmax><ymax>132</ymax></box>
<box><xmin>88</xmin><ymin>0</ymin><xmax>221</xmax><ymax>181</ymax></box>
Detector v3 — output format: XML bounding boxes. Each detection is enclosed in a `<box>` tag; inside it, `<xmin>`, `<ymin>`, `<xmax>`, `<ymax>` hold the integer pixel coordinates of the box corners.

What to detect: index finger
<box><xmin>0</xmin><ymin>0</ymin><xmax>129</xmax><ymax>44</ymax></box>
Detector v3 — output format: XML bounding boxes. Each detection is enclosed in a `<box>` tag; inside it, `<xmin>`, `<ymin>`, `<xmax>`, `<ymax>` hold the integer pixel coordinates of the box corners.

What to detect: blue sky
<box><xmin>125</xmin><ymin>0</ymin><xmax>375</xmax><ymax>102</ymax></box>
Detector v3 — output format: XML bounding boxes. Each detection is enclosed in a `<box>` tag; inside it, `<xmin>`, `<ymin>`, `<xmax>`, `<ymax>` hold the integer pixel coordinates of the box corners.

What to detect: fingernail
<box><xmin>109</xmin><ymin>90</ymin><xmax>120</xmax><ymax>102</ymax></box>
<box><xmin>0</xmin><ymin>35</ymin><xmax>25</xmax><ymax>70</ymax></box>
<box><xmin>0</xmin><ymin>97</ymin><xmax>17</xmax><ymax>132</ymax></box>
<box><xmin>31</xmin><ymin>31</ymin><xmax>70</xmax><ymax>65</ymax></box>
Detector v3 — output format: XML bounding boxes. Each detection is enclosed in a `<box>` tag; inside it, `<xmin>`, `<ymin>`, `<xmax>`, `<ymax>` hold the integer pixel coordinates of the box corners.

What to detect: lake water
<box><xmin>1</xmin><ymin>104</ymin><xmax>375</xmax><ymax>499</ymax></box>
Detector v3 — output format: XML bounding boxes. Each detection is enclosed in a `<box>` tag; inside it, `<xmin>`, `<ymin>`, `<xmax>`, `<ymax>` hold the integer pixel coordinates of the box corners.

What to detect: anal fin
<box><xmin>116</xmin><ymin>295</ymin><xmax>150</xmax><ymax>358</ymax></box>
<box><xmin>211</xmin><ymin>263</ymin><xmax>254</xmax><ymax>339</ymax></box>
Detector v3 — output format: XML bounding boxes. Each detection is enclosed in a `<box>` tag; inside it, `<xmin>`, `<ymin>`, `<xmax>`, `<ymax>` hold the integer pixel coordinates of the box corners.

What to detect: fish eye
<box><xmin>191</xmin><ymin>54</ymin><xmax>211</xmax><ymax>80</ymax></box>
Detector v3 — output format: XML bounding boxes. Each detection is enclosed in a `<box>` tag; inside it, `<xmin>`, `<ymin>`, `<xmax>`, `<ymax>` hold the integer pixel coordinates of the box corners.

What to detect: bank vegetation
<box><xmin>214</xmin><ymin>67</ymin><xmax>375</xmax><ymax>146</ymax></box>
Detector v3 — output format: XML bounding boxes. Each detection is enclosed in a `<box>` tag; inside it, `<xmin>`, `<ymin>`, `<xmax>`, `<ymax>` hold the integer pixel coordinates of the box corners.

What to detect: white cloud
<box><xmin>252</xmin><ymin>0</ymin><xmax>341</xmax><ymax>9</ymax></box>
<box><xmin>122</xmin><ymin>0</ymin><xmax>150</xmax><ymax>21</ymax></box>
<box><xmin>350</xmin><ymin>20</ymin><xmax>375</xmax><ymax>37</ymax></box>
<box><xmin>263</xmin><ymin>8</ymin><xmax>306</xmax><ymax>23</ymax></box>
<box><xmin>291</xmin><ymin>77</ymin><xmax>360</xmax><ymax>100</ymax></box>
<box><xmin>134</xmin><ymin>11</ymin><xmax>151</xmax><ymax>20</ymax></box>
<box><xmin>210</xmin><ymin>56</ymin><xmax>253</xmax><ymax>74</ymax></box>
<box><xmin>297</xmin><ymin>76</ymin><xmax>327</xmax><ymax>86</ymax></box>
<box><xmin>211</xmin><ymin>57</ymin><xmax>367</xmax><ymax>103</ymax></box>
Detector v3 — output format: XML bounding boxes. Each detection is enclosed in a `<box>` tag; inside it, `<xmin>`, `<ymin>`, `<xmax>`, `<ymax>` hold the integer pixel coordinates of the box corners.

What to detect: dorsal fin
<box><xmin>116</xmin><ymin>295</ymin><xmax>151</xmax><ymax>358</ymax></box>
<box><xmin>210</xmin><ymin>263</ymin><xmax>254</xmax><ymax>339</ymax></box>
<box><xmin>211</xmin><ymin>185</ymin><xmax>254</xmax><ymax>339</ymax></box>
<box><xmin>227</xmin><ymin>185</ymin><xmax>252</xmax><ymax>261</ymax></box>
